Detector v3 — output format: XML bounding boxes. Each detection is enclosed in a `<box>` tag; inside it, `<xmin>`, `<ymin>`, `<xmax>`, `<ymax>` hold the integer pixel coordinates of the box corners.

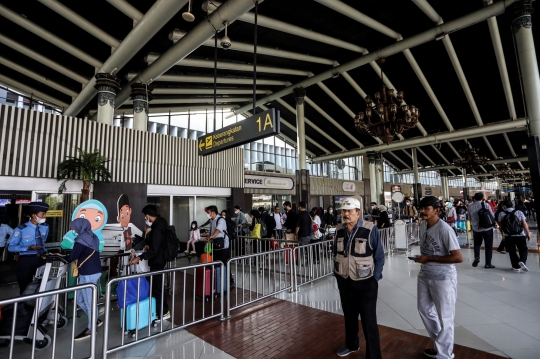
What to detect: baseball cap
<box><xmin>419</xmin><ymin>196</ymin><xmax>441</xmax><ymax>208</ymax></box>
<box><xmin>339</xmin><ymin>197</ymin><xmax>361</xmax><ymax>210</ymax></box>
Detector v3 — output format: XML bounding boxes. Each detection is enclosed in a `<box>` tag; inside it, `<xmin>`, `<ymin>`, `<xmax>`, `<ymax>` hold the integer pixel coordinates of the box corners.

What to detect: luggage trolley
<box><xmin>0</xmin><ymin>254</ymin><xmax>70</xmax><ymax>350</ymax></box>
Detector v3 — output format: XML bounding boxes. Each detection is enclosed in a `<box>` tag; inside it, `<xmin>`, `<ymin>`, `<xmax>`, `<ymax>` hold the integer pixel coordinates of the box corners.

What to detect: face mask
<box><xmin>192</xmin><ymin>225</ymin><xmax>196</xmax><ymax>229</ymax></box>
<box><xmin>207</xmin><ymin>213</ymin><xmax>212</xmax><ymax>219</ymax></box>
<box><xmin>35</xmin><ymin>216</ymin><xmax>46</xmax><ymax>224</ymax></box>
<box><xmin>406</xmin><ymin>202</ymin><xmax>411</xmax><ymax>205</ymax></box>
<box><xmin>146</xmin><ymin>220</ymin><xmax>152</xmax><ymax>227</ymax></box>
<box><xmin>329</xmin><ymin>210</ymin><xmax>333</xmax><ymax>214</ymax></box>
<box><xmin>235</xmin><ymin>210</ymin><xmax>239</xmax><ymax>214</ymax></box>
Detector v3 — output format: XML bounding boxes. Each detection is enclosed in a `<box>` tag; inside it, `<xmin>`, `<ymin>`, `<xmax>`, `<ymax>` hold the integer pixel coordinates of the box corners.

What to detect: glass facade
<box><xmin>383</xmin><ymin>162</ymin><xmax>442</xmax><ymax>186</ymax></box>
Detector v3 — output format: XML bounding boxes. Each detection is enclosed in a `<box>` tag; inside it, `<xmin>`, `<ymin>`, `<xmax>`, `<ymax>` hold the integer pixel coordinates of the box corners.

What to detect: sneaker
<box><xmin>184</xmin><ymin>250</ymin><xmax>189</xmax><ymax>253</ymax></box>
<box><xmin>484</xmin><ymin>264</ymin><xmax>495</xmax><ymax>269</ymax></box>
<box><xmin>190</xmin><ymin>251</ymin><xmax>197</xmax><ymax>254</ymax></box>
<box><xmin>156</xmin><ymin>311</ymin><xmax>171</xmax><ymax>322</ymax></box>
<box><xmin>513</xmin><ymin>268</ymin><xmax>522</xmax><ymax>272</ymax></box>
<box><xmin>96</xmin><ymin>319</ymin><xmax>103</xmax><ymax>327</ymax></box>
<box><xmin>497</xmin><ymin>250</ymin><xmax>507</xmax><ymax>254</ymax></box>
<box><xmin>337</xmin><ymin>345</ymin><xmax>359</xmax><ymax>357</ymax></box>
<box><xmin>424</xmin><ymin>349</ymin><xmax>454</xmax><ymax>358</ymax></box>
<box><xmin>519</xmin><ymin>262</ymin><xmax>529</xmax><ymax>272</ymax></box>
<box><xmin>74</xmin><ymin>328</ymin><xmax>91</xmax><ymax>342</ymax></box>
<box><xmin>472</xmin><ymin>258</ymin><xmax>480</xmax><ymax>267</ymax></box>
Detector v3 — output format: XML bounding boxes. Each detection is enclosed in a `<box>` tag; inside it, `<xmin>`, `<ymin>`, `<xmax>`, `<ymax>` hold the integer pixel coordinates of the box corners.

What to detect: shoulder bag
<box><xmin>71</xmin><ymin>250</ymin><xmax>96</xmax><ymax>277</ymax></box>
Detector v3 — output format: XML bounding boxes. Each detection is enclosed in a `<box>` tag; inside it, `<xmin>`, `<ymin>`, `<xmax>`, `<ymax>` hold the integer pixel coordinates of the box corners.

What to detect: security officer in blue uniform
<box><xmin>8</xmin><ymin>202</ymin><xmax>49</xmax><ymax>294</ymax></box>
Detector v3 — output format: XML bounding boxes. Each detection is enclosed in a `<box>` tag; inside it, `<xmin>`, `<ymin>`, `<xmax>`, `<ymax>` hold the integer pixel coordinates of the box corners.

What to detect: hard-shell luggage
<box><xmin>120</xmin><ymin>297</ymin><xmax>157</xmax><ymax>334</ymax></box>
<box><xmin>216</xmin><ymin>266</ymin><xmax>221</xmax><ymax>294</ymax></box>
<box><xmin>195</xmin><ymin>267</ymin><xmax>216</xmax><ymax>300</ymax></box>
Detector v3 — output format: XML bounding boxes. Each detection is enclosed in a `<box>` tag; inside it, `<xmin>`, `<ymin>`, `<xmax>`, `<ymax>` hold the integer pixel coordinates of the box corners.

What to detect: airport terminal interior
<box><xmin>1</xmin><ymin>0</ymin><xmax>540</xmax><ymax>358</ymax></box>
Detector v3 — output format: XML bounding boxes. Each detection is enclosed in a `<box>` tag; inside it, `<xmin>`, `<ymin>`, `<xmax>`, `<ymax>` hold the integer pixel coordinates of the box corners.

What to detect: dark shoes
<box><xmin>337</xmin><ymin>345</ymin><xmax>359</xmax><ymax>357</ymax></box>
<box><xmin>472</xmin><ymin>258</ymin><xmax>480</xmax><ymax>267</ymax></box>
<box><xmin>74</xmin><ymin>328</ymin><xmax>92</xmax><ymax>342</ymax></box>
<box><xmin>424</xmin><ymin>348</ymin><xmax>454</xmax><ymax>358</ymax></box>
<box><xmin>97</xmin><ymin>319</ymin><xmax>103</xmax><ymax>327</ymax></box>
<box><xmin>484</xmin><ymin>264</ymin><xmax>495</xmax><ymax>269</ymax></box>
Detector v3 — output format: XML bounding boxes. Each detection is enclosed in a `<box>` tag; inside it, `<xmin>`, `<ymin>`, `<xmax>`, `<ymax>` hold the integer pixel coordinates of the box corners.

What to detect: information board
<box><xmin>198</xmin><ymin>108</ymin><xmax>280</xmax><ymax>156</ymax></box>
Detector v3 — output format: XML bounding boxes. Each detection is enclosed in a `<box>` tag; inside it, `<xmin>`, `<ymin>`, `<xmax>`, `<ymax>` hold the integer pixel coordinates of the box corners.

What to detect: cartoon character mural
<box><xmin>61</xmin><ymin>199</ymin><xmax>108</xmax><ymax>252</ymax></box>
<box><xmin>102</xmin><ymin>194</ymin><xmax>142</xmax><ymax>250</ymax></box>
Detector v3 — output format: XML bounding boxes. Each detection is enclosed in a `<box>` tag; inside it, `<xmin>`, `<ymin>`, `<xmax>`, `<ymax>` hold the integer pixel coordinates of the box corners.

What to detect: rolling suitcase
<box><xmin>120</xmin><ymin>297</ymin><xmax>157</xmax><ymax>337</ymax></box>
<box><xmin>195</xmin><ymin>267</ymin><xmax>216</xmax><ymax>301</ymax></box>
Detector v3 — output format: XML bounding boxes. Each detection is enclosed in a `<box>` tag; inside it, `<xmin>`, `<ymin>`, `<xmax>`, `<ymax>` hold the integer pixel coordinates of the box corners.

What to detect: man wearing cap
<box><xmin>8</xmin><ymin>202</ymin><xmax>49</xmax><ymax>294</ymax></box>
<box><xmin>415</xmin><ymin>196</ymin><xmax>463</xmax><ymax>359</ymax></box>
<box><xmin>334</xmin><ymin>197</ymin><xmax>384</xmax><ymax>358</ymax></box>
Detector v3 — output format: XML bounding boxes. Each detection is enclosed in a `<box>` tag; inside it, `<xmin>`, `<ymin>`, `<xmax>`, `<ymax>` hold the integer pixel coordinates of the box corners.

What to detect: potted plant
<box><xmin>57</xmin><ymin>148</ymin><xmax>112</xmax><ymax>202</ymax></box>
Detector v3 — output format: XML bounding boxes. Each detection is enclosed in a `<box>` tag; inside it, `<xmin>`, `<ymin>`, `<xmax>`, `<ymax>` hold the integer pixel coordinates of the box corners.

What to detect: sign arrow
<box><xmin>199</xmin><ymin>139</ymin><xmax>205</xmax><ymax>151</ymax></box>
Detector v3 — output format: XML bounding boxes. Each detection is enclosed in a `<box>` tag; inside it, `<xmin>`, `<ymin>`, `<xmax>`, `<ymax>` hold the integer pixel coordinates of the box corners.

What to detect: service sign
<box><xmin>198</xmin><ymin>108</ymin><xmax>280</xmax><ymax>156</ymax></box>
<box><xmin>244</xmin><ymin>174</ymin><xmax>294</xmax><ymax>190</ymax></box>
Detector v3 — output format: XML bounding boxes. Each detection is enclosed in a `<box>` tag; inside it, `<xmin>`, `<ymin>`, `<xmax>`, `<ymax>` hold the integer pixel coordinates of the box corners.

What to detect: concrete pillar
<box><xmin>130</xmin><ymin>83</ymin><xmax>153</xmax><ymax>131</ymax></box>
<box><xmin>94</xmin><ymin>73</ymin><xmax>120</xmax><ymax>126</ymax></box>
<box><xmin>440</xmin><ymin>169</ymin><xmax>449</xmax><ymax>201</ymax></box>
<box><xmin>375</xmin><ymin>155</ymin><xmax>384</xmax><ymax>205</ymax></box>
<box><xmin>412</xmin><ymin>148</ymin><xmax>422</xmax><ymax>204</ymax></box>
<box><xmin>462</xmin><ymin>169</ymin><xmax>469</xmax><ymax>201</ymax></box>
<box><xmin>294</xmin><ymin>87</ymin><xmax>306</xmax><ymax>170</ymax></box>
<box><xmin>367</xmin><ymin>152</ymin><xmax>377</xmax><ymax>204</ymax></box>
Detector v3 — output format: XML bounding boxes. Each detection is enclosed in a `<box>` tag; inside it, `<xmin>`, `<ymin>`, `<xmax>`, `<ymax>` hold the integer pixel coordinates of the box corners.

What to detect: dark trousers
<box><xmin>497</xmin><ymin>238</ymin><xmax>506</xmax><ymax>252</ymax></box>
<box><xmin>16</xmin><ymin>255</ymin><xmax>45</xmax><ymax>295</ymax></box>
<box><xmin>336</xmin><ymin>275</ymin><xmax>382</xmax><ymax>359</ymax></box>
<box><xmin>310</xmin><ymin>239</ymin><xmax>321</xmax><ymax>261</ymax></box>
<box><xmin>213</xmin><ymin>247</ymin><xmax>233</xmax><ymax>283</ymax></box>
<box><xmin>150</xmin><ymin>265</ymin><xmax>169</xmax><ymax>316</ymax></box>
<box><xmin>473</xmin><ymin>229</ymin><xmax>494</xmax><ymax>265</ymax></box>
<box><xmin>506</xmin><ymin>236</ymin><xmax>528</xmax><ymax>269</ymax></box>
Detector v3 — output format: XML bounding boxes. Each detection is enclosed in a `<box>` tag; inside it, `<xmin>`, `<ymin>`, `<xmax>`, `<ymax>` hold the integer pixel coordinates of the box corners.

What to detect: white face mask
<box><xmin>207</xmin><ymin>213</ymin><xmax>212</xmax><ymax>219</ymax></box>
<box><xmin>35</xmin><ymin>216</ymin><xmax>46</xmax><ymax>224</ymax></box>
<box><xmin>329</xmin><ymin>210</ymin><xmax>333</xmax><ymax>214</ymax></box>
<box><xmin>146</xmin><ymin>220</ymin><xmax>152</xmax><ymax>227</ymax></box>
<box><xmin>406</xmin><ymin>202</ymin><xmax>411</xmax><ymax>205</ymax></box>
<box><xmin>234</xmin><ymin>210</ymin><xmax>239</xmax><ymax>214</ymax></box>
<box><xmin>192</xmin><ymin>225</ymin><xmax>196</xmax><ymax>229</ymax></box>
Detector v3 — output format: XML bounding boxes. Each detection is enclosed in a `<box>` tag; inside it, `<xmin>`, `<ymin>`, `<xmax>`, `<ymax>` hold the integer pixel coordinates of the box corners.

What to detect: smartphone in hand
<box><xmin>407</xmin><ymin>256</ymin><xmax>420</xmax><ymax>262</ymax></box>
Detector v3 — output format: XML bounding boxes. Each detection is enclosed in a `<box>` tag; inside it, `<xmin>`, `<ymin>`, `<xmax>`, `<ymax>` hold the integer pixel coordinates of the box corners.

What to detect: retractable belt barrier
<box><xmin>0</xmin><ymin>283</ymin><xmax>98</xmax><ymax>359</ymax></box>
<box><xmin>102</xmin><ymin>261</ymin><xmax>225</xmax><ymax>358</ymax></box>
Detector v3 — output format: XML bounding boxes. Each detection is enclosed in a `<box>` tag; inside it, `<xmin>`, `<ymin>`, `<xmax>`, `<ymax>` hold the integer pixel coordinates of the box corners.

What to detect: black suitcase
<box><xmin>195</xmin><ymin>241</ymin><xmax>207</xmax><ymax>256</ymax></box>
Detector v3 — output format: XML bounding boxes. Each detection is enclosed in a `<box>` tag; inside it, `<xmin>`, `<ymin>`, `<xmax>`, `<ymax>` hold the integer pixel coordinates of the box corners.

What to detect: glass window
<box><xmin>172</xmin><ymin>196</ymin><xmax>192</xmax><ymax>241</ymax></box>
<box><xmin>36</xmin><ymin>193</ymin><xmax>81</xmax><ymax>243</ymax></box>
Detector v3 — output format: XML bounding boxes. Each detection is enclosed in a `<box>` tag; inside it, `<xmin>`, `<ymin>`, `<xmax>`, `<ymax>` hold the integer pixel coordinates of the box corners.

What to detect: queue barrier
<box><xmin>102</xmin><ymin>261</ymin><xmax>225</xmax><ymax>357</ymax></box>
<box><xmin>226</xmin><ymin>247</ymin><xmax>294</xmax><ymax>318</ymax></box>
<box><xmin>0</xmin><ymin>283</ymin><xmax>98</xmax><ymax>359</ymax></box>
<box><xmin>292</xmin><ymin>239</ymin><xmax>334</xmax><ymax>291</ymax></box>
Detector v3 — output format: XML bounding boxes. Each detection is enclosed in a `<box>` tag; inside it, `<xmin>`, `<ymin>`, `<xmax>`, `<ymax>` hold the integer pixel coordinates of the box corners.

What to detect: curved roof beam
<box><xmin>64</xmin><ymin>0</ymin><xmax>189</xmax><ymax>116</ymax></box>
<box><xmin>173</xmin><ymin>58</ymin><xmax>311</xmax><ymax>76</ymax></box>
<box><xmin>205</xmin><ymin>1</ymin><xmax>367</xmax><ymax>53</ymax></box>
<box><xmin>0</xmin><ymin>34</ymin><xmax>89</xmax><ymax>85</ymax></box>
<box><xmin>412</xmin><ymin>0</ymin><xmax>483</xmax><ymax>126</ymax></box>
<box><xmin>127</xmin><ymin>97</ymin><xmax>251</xmax><ymax>105</ymax></box>
<box><xmin>126</xmin><ymin>73</ymin><xmax>289</xmax><ymax>86</ymax></box>
<box><xmin>38</xmin><ymin>0</ymin><xmax>120</xmax><ymax>48</ymax></box>
<box><xmin>0</xmin><ymin>3</ymin><xmax>102</xmax><ymax>68</ymax></box>
<box><xmin>153</xmin><ymin>88</ymin><xmax>269</xmax><ymax>95</ymax></box>
<box><xmin>107</xmin><ymin>0</ymin><xmax>143</xmax><ymax>24</ymax></box>
<box><xmin>169</xmin><ymin>30</ymin><xmax>338</xmax><ymax>66</ymax></box>
<box><xmin>0</xmin><ymin>56</ymin><xmax>78</xmax><ymax>98</ymax></box>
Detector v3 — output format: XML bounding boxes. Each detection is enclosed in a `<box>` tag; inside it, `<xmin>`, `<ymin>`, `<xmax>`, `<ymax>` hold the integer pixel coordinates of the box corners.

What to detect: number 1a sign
<box><xmin>198</xmin><ymin>108</ymin><xmax>280</xmax><ymax>156</ymax></box>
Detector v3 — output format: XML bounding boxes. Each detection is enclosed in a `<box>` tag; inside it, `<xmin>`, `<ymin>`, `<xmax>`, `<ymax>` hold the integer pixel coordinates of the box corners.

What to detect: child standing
<box><xmin>186</xmin><ymin>221</ymin><xmax>200</xmax><ymax>254</ymax></box>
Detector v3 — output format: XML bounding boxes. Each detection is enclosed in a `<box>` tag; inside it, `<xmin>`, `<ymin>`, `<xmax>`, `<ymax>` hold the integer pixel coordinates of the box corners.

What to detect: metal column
<box><xmin>375</xmin><ymin>154</ymin><xmax>384</xmax><ymax>205</ymax></box>
<box><xmin>367</xmin><ymin>151</ymin><xmax>377</xmax><ymax>205</ymax></box>
<box><xmin>94</xmin><ymin>73</ymin><xmax>120</xmax><ymax>126</ymax></box>
<box><xmin>440</xmin><ymin>169</ymin><xmax>449</xmax><ymax>201</ymax></box>
<box><xmin>412</xmin><ymin>148</ymin><xmax>421</xmax><ymax>204</ymax></box>
<box><xmin>131</xmin><ymin>83</ymin><xmax>152</xmax><ymax>131</ymax></box>
<box><xmin>462</xmin><ymin>168</ymin><xmax>469</xmax><ymax>201</ymax></box>
<box><xmin>294</xmin><ymin>87</ymin><xmax>307</xmax><ymax>170</ymax></box>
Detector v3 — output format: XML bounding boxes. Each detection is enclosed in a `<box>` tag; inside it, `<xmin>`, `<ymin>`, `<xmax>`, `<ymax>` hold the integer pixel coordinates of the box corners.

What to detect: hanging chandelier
<box><xmin>452</xmin><ymin>146</ymin><xmax>489</xmax><ymax>173</ymax></box>
<box><xmin>518</xmin><ymin>173</ymin><xmax>531</xmax><ymax>184</ymax></box>
<box><xmin>491</xmin><ymin>163</ymin><xmax>515</xmax><ymax>181</ymax></box>
<box><xmin>353</xmin><ymin>59</ymin><xmax>419</xmax><ymax>144</ymax></box>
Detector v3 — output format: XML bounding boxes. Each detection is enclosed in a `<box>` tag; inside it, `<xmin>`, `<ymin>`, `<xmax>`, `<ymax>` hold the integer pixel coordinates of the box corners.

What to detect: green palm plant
<box><xmin>57</xmin><ymin>148</ymin><xmax>112</xmax><ymax>202</ymax></box>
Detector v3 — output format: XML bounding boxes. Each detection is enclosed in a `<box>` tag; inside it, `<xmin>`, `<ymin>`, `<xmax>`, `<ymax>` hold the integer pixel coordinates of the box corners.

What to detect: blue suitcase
<box><xmin>216</xmin><ymin>267</ymin><xmax>221</xmax><ymax>294</ymax></box>
<box><xmin>120</xmin><ymin>297</ymin><xmax>157</xmax><ymax>332</ymax></box>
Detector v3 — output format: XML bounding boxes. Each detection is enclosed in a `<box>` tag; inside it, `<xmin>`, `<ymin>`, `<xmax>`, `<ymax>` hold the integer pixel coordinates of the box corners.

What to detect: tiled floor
<box><xmin>1</xmin><ymin>228</ymin><xmax>539</xmax><ymax>358</ymax></box>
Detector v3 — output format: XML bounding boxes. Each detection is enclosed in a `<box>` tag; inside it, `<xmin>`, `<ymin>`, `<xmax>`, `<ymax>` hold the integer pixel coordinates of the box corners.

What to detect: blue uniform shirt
<box><xmin>0</xmin><ymin>224</ymin><xmax>14</xmax><ymax>247</ymax></box>
<box><xmin>8</xmin><ymin>221</ymin><xmax>49</xmax><ymax>255</ymax></box>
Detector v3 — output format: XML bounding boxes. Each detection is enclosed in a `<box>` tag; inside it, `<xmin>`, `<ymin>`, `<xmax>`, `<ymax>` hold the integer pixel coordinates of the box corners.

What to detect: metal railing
<box><xmin>0</xmin><ymin>283</ymin><xmax>98</xmax><ymax>359</ymax></box>
<box><xmin>293</xmin><ymin>239</ymin><xmax>334</xmax><ymax>290</ymax></box>
<box><xmin>379</xmin><ymin>227</ymin><xmax>394</xmax><ymax>254</ymax></box>
<box><xmin>226</xmin><ymin>247</ymin><xmax>294</xmax><ymax>318</ymax></box>
<box><xmin>102</xmin><ymin>261</ymin><xmax>224</xmax><ymax>357</ymax></box>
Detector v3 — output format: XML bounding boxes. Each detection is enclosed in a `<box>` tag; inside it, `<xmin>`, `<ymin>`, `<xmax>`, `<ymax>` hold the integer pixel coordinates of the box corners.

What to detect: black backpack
<box><xmin>266</xmin><ymin>214</ymin><xmax>277</xmax><ymax>232</ymax></box>
<box><xmin>162</xmin><ymin>225</ymin><xmax>180</xmax><ymax>261</ymax></box>
<box><xmin>217</xmin><ymin>216</ymin><xmax>236</xmax><ymax>242</ymax></box>
<box><xmin>478</xmin><ymin>202</ymin><xmax>495</xmax><ymax>229</ymax></box>
<box><xmin>501</xmin><ymin>210</ymin><xmax>523</xmax><ymax>235</ymax></box>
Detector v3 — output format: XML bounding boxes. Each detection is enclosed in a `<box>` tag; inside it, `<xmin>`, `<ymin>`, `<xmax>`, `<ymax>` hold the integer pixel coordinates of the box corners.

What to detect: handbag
<box><xmin>71</xmin><ymin>250</ymin><xmax>96</xmax><ymax>278</ymax></box>
<box><xmin>250</xmin><ymin>219</ymin><xmax>262</xmax><ymax>239</ymax></box>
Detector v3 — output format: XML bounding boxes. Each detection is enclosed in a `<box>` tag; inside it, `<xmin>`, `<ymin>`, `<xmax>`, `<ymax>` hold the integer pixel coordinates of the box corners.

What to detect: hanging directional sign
<box><xmin>198</xmin><ymin>108</ymin><xmax>280</xmax><ymax>156</ymax></box>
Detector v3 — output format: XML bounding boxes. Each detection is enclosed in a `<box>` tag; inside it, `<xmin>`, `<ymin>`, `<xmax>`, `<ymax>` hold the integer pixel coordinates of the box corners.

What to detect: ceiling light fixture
<box><xmin>491</xmin><ymin>163</ymin><xmax>515</xmax><ymax>181</ymax></box>
<box><xmin>354</xmin><ymin>58</ymin><xmax>419</xmax><ymax>144</ymax></box>
<box><xmin>221</xmin><ymin>21</ymin><xmax>232</xmax><ymax>49</ymax></box>
<box><xmin>182</xmin><ymin>0</ymin><xmax>195</xmax><ymax>22</ymax></box>
<box><xmin>453</xmin><ymin>144</ymin><xmax>489</xmax><ymax>173</ymax></box>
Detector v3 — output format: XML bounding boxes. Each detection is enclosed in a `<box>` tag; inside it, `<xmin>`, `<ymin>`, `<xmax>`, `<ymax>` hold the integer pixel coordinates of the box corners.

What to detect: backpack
<box><xmin>162</xmin><ymin>225</ymin><xmax>180</xmax><ymax>261</ymax></box>
<box><xmin>217</xmin><ymin>216</ymin><xmax>236</xmax><ymax>244</ymax></box>
<box><xmin>501</xmin><ymin>210</ymin><xmax>523</xmax><ymax>235</ymax></box>
<box><xmin>266</xmin><ymin>214</ymin><xmax>277</xmax><ymax>231</ymax></box>
<box><xmin>478</xmin><ymin>201</ymin><xmax>495</xmax><ymax>229</ymax></box>
<box><xmin>260</xmin><ymin>218</ymin><xmax>268</xmax><ymax>237</ymax></box>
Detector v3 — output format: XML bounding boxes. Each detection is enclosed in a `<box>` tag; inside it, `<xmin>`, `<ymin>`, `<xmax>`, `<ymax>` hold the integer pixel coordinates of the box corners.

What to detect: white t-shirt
<box><xmin>312</xmin><ymin>215</ymin><xmax>321</xmax><ymax>239</ymax></box>
<box><xmin>270</xmin><ymin>212</ymin><xmax>283</xmax><ymax>230</ymax></box>
<box><xmin>419</xmin><ymin>219</ymin><xmax>460</xmax><ymax>279</ymax></box>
